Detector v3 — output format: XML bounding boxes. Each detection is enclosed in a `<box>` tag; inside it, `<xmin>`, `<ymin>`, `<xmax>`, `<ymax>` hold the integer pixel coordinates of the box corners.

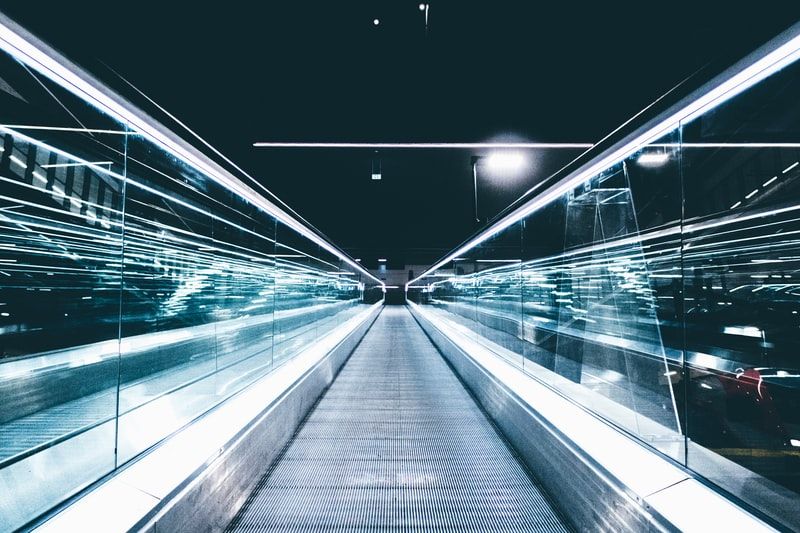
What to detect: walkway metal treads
<box><xmin>227</xmin><ymin>306</ymin><xmax>568</xmax><ymax>532</ymax></box>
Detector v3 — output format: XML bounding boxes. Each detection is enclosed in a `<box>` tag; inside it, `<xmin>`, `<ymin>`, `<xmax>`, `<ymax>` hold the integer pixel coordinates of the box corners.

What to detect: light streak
<box><xmin>0</xmin><ymin>18</ymin><xmax>381</xmax><ymax>287</ymax></box>
<box><xmin>41</xmin><ymin>161</ymin><xmax>113</xmax><ymax>169</ymax></box>
<box><xmin>253</xmin><ymin>142</ymin><xmax>593</xmax><ymax>149</ymax></box>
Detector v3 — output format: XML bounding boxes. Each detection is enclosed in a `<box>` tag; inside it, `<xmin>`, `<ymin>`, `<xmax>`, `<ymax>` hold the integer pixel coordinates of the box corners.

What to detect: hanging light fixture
<box><xmin>371</xmin><ymin>150</ymin><xmax>382</xmax><ymax>180</ymax></box>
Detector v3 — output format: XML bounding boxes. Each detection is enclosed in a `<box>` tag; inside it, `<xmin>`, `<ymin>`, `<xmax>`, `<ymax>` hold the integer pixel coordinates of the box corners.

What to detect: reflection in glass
<box><xmin>407</xmin><ymin>46</ymin><xmax>800</xmax><ymax>531</ymax></box>
<box><xmin>0</xmin><ymin>50</ymin><xmax>128</xmax><ymax>528</ymax></box>
<box><xmin>0</xmin><ymin>45</ymin><xmax>380</xmax><ymax>531</ymax></box>
<box><xmin>679</xmin><ymin>58</ymin><xmax>800</xmax><ymax>526</ymax></box>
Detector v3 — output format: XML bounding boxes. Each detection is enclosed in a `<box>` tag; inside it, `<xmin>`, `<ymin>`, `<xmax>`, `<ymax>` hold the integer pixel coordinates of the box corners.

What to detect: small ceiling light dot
<box><xmin>373</xmin><ymin>18</ymin><xmax>380</xmax><ymax>26</ymax></box>
<box><xmin>419</xmin><ymin>3</ymin><xmax>426</xmax><ymax>10</ymax></box>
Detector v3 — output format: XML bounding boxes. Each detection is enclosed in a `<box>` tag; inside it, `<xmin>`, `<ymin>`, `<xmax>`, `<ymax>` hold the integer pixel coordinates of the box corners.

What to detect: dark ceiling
<box><xmin>4</xmin><ymin>1</ymin><xmax>800</xmax><ymax>267</ymax></box>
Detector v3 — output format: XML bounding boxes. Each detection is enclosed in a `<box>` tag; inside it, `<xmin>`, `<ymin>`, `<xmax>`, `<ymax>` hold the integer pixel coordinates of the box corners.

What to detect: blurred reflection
<box><xmin>0</xmin><ymin>46</ymin><xmax>380</xmax><ymax>531</ymax></box>
<box><xmin>407</xmin><ymin>49</ymin><xmax>800</xmax><ymax>532</ymax></box>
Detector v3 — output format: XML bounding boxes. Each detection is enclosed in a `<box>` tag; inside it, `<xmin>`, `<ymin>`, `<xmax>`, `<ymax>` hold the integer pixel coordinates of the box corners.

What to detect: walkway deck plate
<box><xmin>227</xmin><ymin>307</ymin><xmax>568</xmax><ymax>532</ymax></box>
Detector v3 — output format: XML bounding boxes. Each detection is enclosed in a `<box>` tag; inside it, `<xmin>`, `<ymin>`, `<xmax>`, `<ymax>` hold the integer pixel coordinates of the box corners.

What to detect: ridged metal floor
<box><xmin>227</xmin><ymin>306</ymin><xmax>569</xmax><ymax>532</ymax></box>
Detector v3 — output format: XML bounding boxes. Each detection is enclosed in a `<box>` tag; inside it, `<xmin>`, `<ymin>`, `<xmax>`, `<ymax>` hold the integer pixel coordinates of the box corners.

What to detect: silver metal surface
<box><xmin>227</xmin><ymin>307</ymin><xmax>567</xmax><ymax>532</ymax></box>
<box><xmin>0</xmin><ymin>301</ymin><xmax>354</xmax><ymax>469</ymax></box>
<box><xmin>409</xmin><ymin>303</ymin><xmax>673</xmax><ymax>532</ymax></box>
<box><xmin>132</xmin><ymin>304</ymin><xmax>383</xmax><ymax>533</ymax></box>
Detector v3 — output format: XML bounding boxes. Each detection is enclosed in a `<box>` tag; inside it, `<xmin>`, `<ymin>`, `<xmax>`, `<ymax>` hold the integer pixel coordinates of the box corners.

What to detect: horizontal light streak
<box><xmin>0</xmin><ymin>20</ymin><xmax>381</xmax><ymax>287</ymax></box>
<box><xmin>0</xmin><ymin>175</ymin><xmax>116</xmax><ymax>214</ymax></box>
<box><xmin>0</xmin><ymin>192</ymin><xmax>123</xmax><ymax>232</ymax></box>
<box><xmin>252</xmin><ymin>142</ymin><xmax>593</xmax><ymax>149</ymax></box>
<box><xmin>0</xmin><ymin>124</ymin><xmax>136</xmax><ymax>135</ymax></box>
<box><xmin>412</xmin><ymin>200</ymin><xmax>800</xmax><ymax>289</ymax></box>
<box><xmin>671</xmin><ymin>142</ymin><xmax>800</xmax><ymax>148</ymax></box>
<box><xmin>41</xmin><ymin>161</ymin><xmax>113</xmax><ymax>169</ymax></box>
<box><xmin>0</xmin><ymin>212</ymin><xmax>361</xmax><ymax>294</ymax></box>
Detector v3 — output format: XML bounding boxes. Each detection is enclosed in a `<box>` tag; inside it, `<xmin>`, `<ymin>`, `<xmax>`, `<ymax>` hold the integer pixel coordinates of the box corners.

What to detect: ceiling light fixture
<box><xmin>485</xmin><ymin>152</ymin><xmax>526</xmax><ymax>173</ymax></box>
<box><xmin>637</xmin><ymin>152</ymin><xmax>669</xmax><ymax>166</ymax></box>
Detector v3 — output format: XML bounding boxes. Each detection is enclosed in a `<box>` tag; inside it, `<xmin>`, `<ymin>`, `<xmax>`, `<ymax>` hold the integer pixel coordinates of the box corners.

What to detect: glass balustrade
<box><xmin>407</xmin><ymin>40</ymin><xmax>800</xmax><ymax>530</ymax></box>
<box><xmin>0</xmin><ymin>38</ymin><xmax>382</xmax><ymax>531</ymax></box>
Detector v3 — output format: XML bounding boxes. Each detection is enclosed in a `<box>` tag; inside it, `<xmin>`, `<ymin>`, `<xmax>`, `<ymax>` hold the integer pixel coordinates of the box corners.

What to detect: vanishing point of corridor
<box><xmin>227</xmin><ymin>307</ymin><xmax>568</xmax><ymax>532</ymax></box>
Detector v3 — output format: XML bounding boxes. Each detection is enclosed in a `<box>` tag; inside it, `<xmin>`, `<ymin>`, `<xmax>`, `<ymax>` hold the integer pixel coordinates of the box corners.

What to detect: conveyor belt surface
<box><xmin>227</xmin><ymin>306</ymin><xmax>569</xmax><ymax>532</ymax></box>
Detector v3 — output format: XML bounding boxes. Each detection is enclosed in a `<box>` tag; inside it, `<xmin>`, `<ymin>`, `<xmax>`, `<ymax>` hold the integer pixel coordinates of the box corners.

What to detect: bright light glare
<box><xmin>419</xmin><ymin>3</ymin><xmax>426</xmax><ymax>10</ymax></box>
<box><xmin>41</xmin><ymin>161</ymin><xmax>113</xmax><ymax>169</ymax></box>
<box><xmin>373</xmin><ymin>18</ymin><xmax>380</xmax><ymax>25</ymax></box>
<box><xmin>485</xmin><ymin>152</ymin><xmax>526</xmax><ymax>173</ymax></box>
<box><xmin>637</xmin><ymin>152</ymin><xmax>669</xmax><ymax>166</ymax></box>
<box><xmin>723</xmin><ymin>326</ymin><xmax>762</xmax><ymax>338</ymax></box>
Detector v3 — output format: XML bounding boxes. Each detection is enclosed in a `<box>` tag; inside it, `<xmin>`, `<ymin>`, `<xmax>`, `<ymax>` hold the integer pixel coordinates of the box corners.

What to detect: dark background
<box><xmin>4</xmin><ymin>1</ymin><xmax>799</xmax><ymax>268</ymax></box>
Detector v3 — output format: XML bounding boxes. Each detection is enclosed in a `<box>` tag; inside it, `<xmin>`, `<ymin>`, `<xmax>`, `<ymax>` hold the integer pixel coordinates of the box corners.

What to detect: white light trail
<box><xmin>678</xmin><ymin>142</ymin><xmax>800</xmax><ymax>148</ymax></box>
<box><xmin>41</xmin><ymin>161</ymin><xmax>113</xmax><ymax>169</ymax></box>
<box><xmin>252</xmin><ymin>142</ymin><xmax>593</xmax><ymax>149</ymax></box>
<box><xmin>0</xmin><ymin>124</ymin><xmax>135</xmax><ymax>134</ymax></box>
<box><xmin>0</xmin><ymin>18</ymin><xmax>382</xmax><ymax>287</ymax></box>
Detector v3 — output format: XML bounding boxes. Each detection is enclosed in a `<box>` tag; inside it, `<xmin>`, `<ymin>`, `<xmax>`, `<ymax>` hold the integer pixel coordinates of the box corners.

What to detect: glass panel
<box><xmin>681</xmin><ymin>57</ymin><xmax>800</xmax><ymax>528</ymax></box>
<box><xmin>531</xmin><ymin>135</ymin><xmax>685</xmax><ymax>448</ymax></box>
<box><xmin>414</xmin><ymin>138</ymin><xmax>684</xmax><ymax>453</ymax></box>
<box><xmin>117</xmin><ymin>137</ymin><xmax>219</xmax><ymax>463</ymax></box>
<box><xmin>0</xmin><ymin>52</ymin><xmax>127</xmax><ymax>530</ymax></box>
<box><xmin>0</xmin><ymin>24</ymin><xmax>380</xmax><ymax>529</ymax></box>
<box><xmin>273</xmin><ymin>224</ymin><xmax>326</xmax><ymax>365</ymax></box>
<box><xmin>467</xmin><ymin>224</ymin><xmax>524</xmax><ymax>366</ymax></box>
<box><xmin>210</xmin><ymin>183</ymin><xmax>277</xmax><ymax>400</ymax></box>
<box><xmin>411</xmin><ymin>52</ymin><xmax>800</xmax><ymax>527</ymax></box>
<box><xmin>520</xmin><ymin>199</ymin><xmax>567</xmax><ymax>373</ymax></box>
<box><xmin>547</xmin><ymin>134</ymin><xmax>682</xmax><ymax>447</ymax></box>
